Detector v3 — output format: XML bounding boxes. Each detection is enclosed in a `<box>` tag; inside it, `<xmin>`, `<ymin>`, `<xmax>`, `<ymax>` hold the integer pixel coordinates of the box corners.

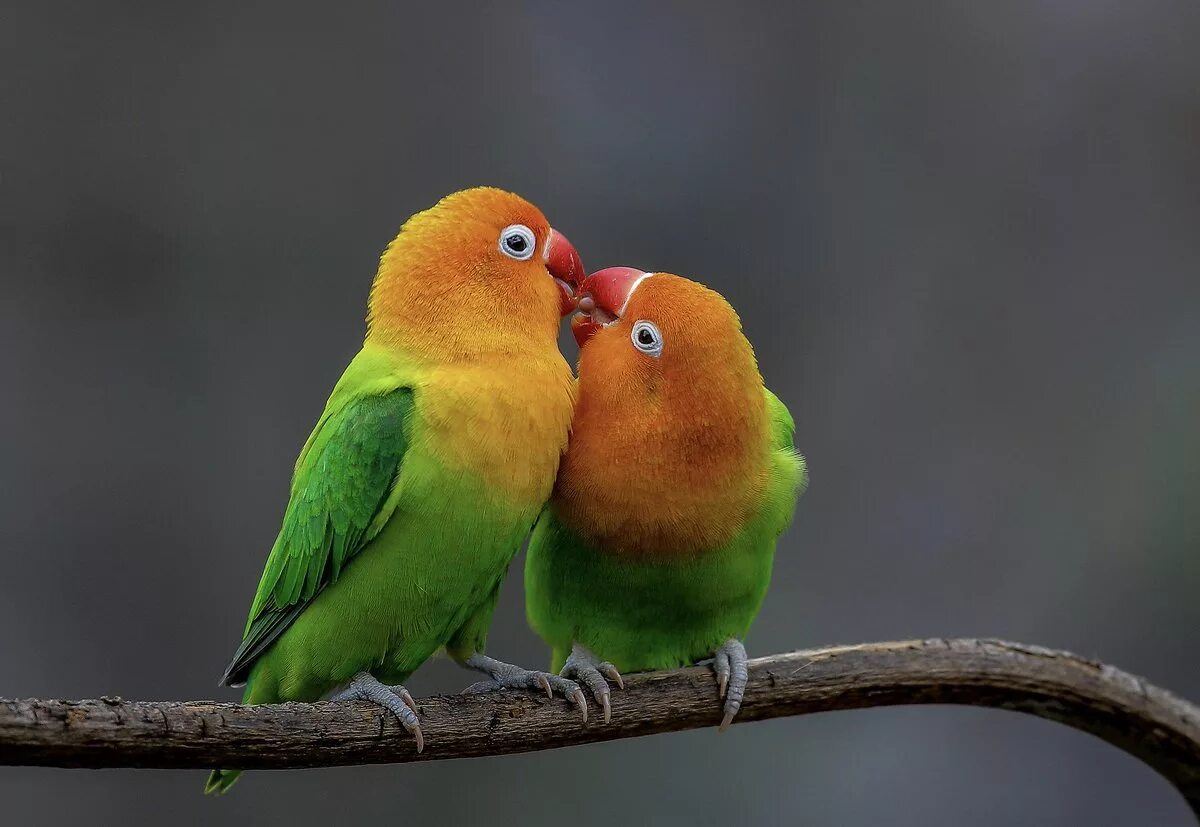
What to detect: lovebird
<box><xmin>206</xmin><ymin>188</ymin><xmax>589</xmax><ymax>794</ymax></box>
<box><xmin>525</xmin><ymin>268</ymin><xmax>806</xmax><ymax>726</ymax></box>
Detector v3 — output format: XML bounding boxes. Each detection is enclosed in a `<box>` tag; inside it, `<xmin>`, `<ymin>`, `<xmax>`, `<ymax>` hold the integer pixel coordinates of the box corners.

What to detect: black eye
<box><xmin>498</xmin><ymin>224</ymin><xmax>536</xmax><ymax>260</ymax></box>
<box><xmin>630</xmin><ymin>320</ymin><xmax>663</xmax><ymax>357</ymax></box>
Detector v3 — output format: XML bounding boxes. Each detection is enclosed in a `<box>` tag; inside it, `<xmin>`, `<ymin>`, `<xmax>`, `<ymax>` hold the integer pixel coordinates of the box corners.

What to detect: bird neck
<box><xmin>365</xmin><ymin>256</ymin><xmax>561</xmax><ymax>365</ymax></box>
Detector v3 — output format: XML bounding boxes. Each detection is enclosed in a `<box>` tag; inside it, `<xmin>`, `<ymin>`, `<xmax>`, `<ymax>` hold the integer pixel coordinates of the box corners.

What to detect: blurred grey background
<box><xmin>2</xmin><ymin>1</ymin><xmax>1199</xmax><ymax>825</ymax></box>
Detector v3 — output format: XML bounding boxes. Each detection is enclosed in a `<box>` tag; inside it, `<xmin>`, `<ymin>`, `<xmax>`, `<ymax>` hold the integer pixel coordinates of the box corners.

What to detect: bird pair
<box><xmin>205</xmin><ymin>187</ymin><xmax>806</xmax><ymax>794</ymax></box>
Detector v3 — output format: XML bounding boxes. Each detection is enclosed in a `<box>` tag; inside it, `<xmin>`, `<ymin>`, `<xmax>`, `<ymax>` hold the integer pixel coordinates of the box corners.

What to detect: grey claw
<box><xmin>461</xmin><ymin>652</ymin><xmax>584</xmax><ymax>713</ymax></box>
<box><xmin>712</xmin><ymin>639</ymin><xmax>748</xmax><ymax>730</ymax></box>
<box><xmin>714</xmin><ymin>649</ymin><xmax>731</xmax><ymax>699</ymax></box>
<box><xmin>333</xmin><ymin>672</ymin><xmax>424</xmax><ymax>752</ymax></box>
<box><xmin>397</xmin><ymin>686</ymin><xmax>419</xmax><ymax>715</ymax></box>
<box><xmin>571</xmin><ymin>688</ymin><xmax>588</xmax><ymax>723</ymax></box>
<box><xmin>599</xmin><ymin>663</ymin><xmax>625</xmax><ymax>690</ymax></box>
<box><xmin>574</xmin><ymin>666</ymin><xmax>611</xmax><ymax>714</ymax></box>
<box><xmin>560</xmin><ymin>644</ymin><xmax>622</xmax><ymax>724</ymax></box>
<box><xmin>461</xmin><ymin>680</ymin><xmax>503</xmax><ymax>695</ymax></box>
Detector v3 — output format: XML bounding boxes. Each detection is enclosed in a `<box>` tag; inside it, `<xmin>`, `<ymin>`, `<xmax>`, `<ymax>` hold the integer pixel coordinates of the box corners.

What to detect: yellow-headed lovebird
<box><xmin>525</xmin><ymin>268</ymin><xmax>807</xmax><ymax>726</ymax></box>
<box><xmin>205</xmin><ymin>188</ymin><xmax>590</xmax><ymax>794</ymax></box>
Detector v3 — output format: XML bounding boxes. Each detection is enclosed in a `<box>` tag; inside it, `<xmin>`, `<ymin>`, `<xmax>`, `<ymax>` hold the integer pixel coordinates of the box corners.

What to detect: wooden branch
<box><xmin>2</xmin><ymin>639</ymin><xmax>1198</xmax><ymax>817</ymax></box>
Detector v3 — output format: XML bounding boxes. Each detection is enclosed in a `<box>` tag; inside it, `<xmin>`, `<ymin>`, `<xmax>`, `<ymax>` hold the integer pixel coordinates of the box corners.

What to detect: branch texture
<box><xmin>2</xmin><ymin>639</ymin><xmax>1198</xmax><ymax>816</ymax></box>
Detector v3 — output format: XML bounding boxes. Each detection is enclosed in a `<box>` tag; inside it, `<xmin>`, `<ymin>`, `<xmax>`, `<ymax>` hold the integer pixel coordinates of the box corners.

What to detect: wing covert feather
<box><xmin>219</xmin><ymin>388</ymin><xmax>413</xmax><ymax>686</ymax></box>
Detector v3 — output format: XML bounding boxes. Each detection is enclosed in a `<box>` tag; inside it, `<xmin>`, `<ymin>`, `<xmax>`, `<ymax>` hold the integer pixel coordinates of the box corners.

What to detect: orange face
<box><xmin>555</xmin><ymin>270</ymin><xmax>771</xmax><ymax>557</ymax></box>
<box><xmin>366</xmin><ymin>187</ymin><xmax>584</xmax><ymax>360</ymax></box>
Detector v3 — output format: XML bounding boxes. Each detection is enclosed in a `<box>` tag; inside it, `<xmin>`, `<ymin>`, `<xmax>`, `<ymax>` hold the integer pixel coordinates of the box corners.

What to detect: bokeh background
<box><xmin>3</xmin><ymin>2</ymin><xmax>1199</xmax><ymax>825</ymax></box>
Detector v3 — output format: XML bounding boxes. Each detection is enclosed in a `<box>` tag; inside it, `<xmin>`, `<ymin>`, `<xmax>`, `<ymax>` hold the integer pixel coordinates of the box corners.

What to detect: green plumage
<box><xmin>525</xmin><ymin>389</ymin><xmax>805</xmax><ymax>674</ymax></box>
<box><xmin>220</xmin><ymin>390</ymin><xmax>412</xmax><ymax>688</ymax></box>
<box><xmin>206</xmin><ymin>346</ymin><xmax>549</xmax><ymax>794</ymax></box>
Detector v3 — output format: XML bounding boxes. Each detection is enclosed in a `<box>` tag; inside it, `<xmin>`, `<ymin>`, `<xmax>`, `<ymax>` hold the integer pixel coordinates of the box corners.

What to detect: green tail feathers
<box><xmin>206</xmin><ymin>664</ymin><xmax>275</xmax><ymax>794</ymax></box>
<box><xmin>204</xmin><ymin>768</ymin><xmax>241</xmax><ymax>795</ymax></box>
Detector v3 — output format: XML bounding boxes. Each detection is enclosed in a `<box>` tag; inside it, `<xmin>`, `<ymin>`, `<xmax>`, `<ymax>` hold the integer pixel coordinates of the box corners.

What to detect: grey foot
<box><xmin>461</xmin><ymin>652</ymin><xmax>589</xmax><ymax>721</ymax></box>
<box><xmin>330</xmin><ymin>672</ymin><xmax>423</xmax><ymax>752</ymax></box>
<box><xmin>560</xmin><ymin>644</ymin><xmax>624</xmax><ymax>724</ymax></box>
<box><xmin>712</xmin><ymin>638</ymin><xmax>748</xmax><ymax>731</ymax></box>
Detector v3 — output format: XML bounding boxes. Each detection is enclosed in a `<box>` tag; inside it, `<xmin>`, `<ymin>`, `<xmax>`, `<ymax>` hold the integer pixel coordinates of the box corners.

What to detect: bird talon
<box><xmin>332</xmin><ymin>673</ymin><xmax>425</xmax><ymax>751</ymax></box>
<box><xmin>571</xmin><ymin>688</ymin><xmax>588</xmax><ymax>722</ymax></box>
<box><xmin>712</xmin><ymin>639</ymin><xmax>748</xmax><ymax>728</ymax></box>
<box><xmin>560</xmin><ymin>644</ymin><xmax>623</xmax><ymax>724</ymax></box>
<box><xmin>462</xmin><ymin>653</ymin><xmax>581</xmax><ymax>706</ymax></box>
<box><xmin>398</xmin><ymin>687</ymin><xmax>419</xmax><ymax>715</ymax></box>
<box><xmin>600</xmin><ymin>663</ymin><xmax>625</xmax><ymax>690</ymax></box>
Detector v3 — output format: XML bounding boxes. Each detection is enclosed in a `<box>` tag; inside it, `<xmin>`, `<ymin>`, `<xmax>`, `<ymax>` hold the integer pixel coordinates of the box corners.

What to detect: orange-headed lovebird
<box><xmin>206</xmin><ymin>188</ymin><xmax>590</xmax><ymax>793</ymax></box>
<box><xmin>525</xmin><ymin>268</ymin><xmax>806</xmax><ymax>726</ymax></box>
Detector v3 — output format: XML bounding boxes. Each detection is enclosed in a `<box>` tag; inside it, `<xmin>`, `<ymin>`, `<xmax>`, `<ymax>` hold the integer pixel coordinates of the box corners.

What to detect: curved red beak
<box><xmin>571</xmin><ymin>266</ymin><xmax>649</xmax><ymax>348</ymax></box>
<box><xmin>544</xmin><ymin>229</ymin><xmax>585</xmax><ymax>316</ymax></box>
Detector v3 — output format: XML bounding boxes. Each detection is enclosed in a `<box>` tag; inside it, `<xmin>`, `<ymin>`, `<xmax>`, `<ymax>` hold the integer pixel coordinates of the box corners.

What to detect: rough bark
<box><xmin>2</xmin><ymin>639</ymin><xmax>1197</xmax><ymax>817</ymax></box>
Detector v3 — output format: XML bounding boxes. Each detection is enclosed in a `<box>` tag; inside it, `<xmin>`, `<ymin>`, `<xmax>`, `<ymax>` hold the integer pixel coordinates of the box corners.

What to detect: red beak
<box><xmin>571</xmin><ymin>266</ymin><xmax>649</xmax><ymax>348</ymax></box>
<box><xmin>544</xmin><ymin>229</ymin><xmax>585</xmax><ymax>316</ymax></box>
<box><xmin>571</xmin><ymin>312</ymin><xmax>601</xmax><ymax>349</ymax></box>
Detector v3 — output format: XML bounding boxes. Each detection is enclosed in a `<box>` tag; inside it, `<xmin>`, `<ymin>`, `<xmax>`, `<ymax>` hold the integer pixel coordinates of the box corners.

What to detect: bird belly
<box><xmin>529</xmin><ymin>517</ymin><xmax>779</xmax><ymax>675</ymax></box>
<box><xmin>255</xmin><ymin>476</ymin><xmax>533</xmax><ymax>700</ymax></box>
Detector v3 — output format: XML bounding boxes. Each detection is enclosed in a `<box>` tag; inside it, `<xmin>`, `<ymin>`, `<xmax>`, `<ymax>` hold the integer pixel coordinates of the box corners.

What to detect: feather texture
<box><xmin>208</xmin><ymin>188</ymin><xmax>577</xmax><ymax>798</ymax></box>
<box><xmin>525</xmin><ymin>274</ymin><xmax>805</xmax><ymax>674</ymax></box>
<box><xmin>220</xmin><ymin>389</ymin><xmax>413</xmax><ymax>686</ymax></box>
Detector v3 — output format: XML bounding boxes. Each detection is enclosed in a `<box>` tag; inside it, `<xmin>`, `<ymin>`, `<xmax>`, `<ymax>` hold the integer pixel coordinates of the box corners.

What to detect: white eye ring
<box><xmin>498</xmin><ymin>224</ymin><xmax>536</xmax><ymax>261</ymax></box>
<box><xmin>630</xmin><ymin>320</ymin><xmax>663</xmax><ymax>358</ymax></box>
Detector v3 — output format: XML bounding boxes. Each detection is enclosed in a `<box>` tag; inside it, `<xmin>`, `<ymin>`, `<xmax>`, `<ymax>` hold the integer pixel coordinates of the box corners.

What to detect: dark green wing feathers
<box><xmin>219</xmin><ymin>389</ymin><xmax>413</xmax><ymax>686</ymax></box>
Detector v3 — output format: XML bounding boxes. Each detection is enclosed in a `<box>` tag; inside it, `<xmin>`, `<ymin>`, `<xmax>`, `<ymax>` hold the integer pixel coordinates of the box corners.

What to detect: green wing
<box><xmin>219</xmin><ymin>388</ymin><xmax>414</xmax><ymax>686</ymax></box>
<box><xmin>764</xmin><ymin>387</ymin><xmax>796</xmax><ymax>452</ymax></box>
<box><xmin>763</xmin><ymin>386</ymin><xmax>808</xmax><ymax>525</ymax></box>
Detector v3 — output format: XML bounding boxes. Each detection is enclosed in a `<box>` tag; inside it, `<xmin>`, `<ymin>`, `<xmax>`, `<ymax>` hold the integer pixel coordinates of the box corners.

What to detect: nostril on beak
<box><xmin>578</xmin><ymin>294</ymin><xmax>596</xmax><ymax>313</ymax></box>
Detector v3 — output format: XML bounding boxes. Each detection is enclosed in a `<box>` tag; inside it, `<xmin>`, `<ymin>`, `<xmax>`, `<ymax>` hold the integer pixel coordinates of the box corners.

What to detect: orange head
<box><xmin>366</xmin><ymin>187</ymin><xmax>584</xmax><ymax>360</ymax></box>
<box><xmin>556</xmin><ymin>269</ymin><xmax>771</xmax><ymax>557</ymax></box>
